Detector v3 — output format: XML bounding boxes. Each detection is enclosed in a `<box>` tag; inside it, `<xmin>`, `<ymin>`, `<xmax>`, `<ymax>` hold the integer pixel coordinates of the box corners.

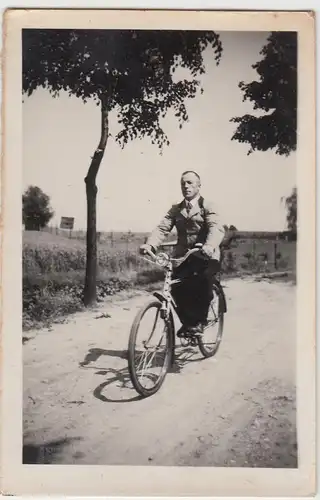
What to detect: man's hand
<box><xmin>139</xmin><ymin>244</ymin><xmax>154</xmax><ymax>256</ymax></box>
<box><xmin>201</xmin><ymin>244</ymin><xmax>215</xmax><ymax>259</ymax></box>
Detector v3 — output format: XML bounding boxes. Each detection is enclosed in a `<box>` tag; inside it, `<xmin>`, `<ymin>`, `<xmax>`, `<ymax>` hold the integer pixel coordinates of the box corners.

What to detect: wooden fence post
<box><xmin>274</xmin><ymin>242</ymin><xmax>278</xmax><ymax>270</ymax></box>
<box><xmin>252</xmin><ymin>240</ymin><xmax>256</xmax><ymax>257</ymax></box>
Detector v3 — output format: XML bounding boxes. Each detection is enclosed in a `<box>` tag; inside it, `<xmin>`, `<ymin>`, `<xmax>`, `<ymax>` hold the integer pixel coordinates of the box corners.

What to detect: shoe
<box><xmin>193</xmin><ymin>323</ymin><xmax>205</xmax><ymax>337</ymax></box>
<box><xmin>177</xmin><ymin>326</ymin><xmax>187</xmax><ymax>338</ymax></box>
<box><xmin>186</xmin><ymin>323</ymin><xmax>204</xmax><ymax>337</ymax></box>
<box><xmin>178</xmin><ymin>322</ymin><xmax>205</xmax><ymax>338</ymax></box>
<box><xmin>179</xmin><ymin>325</ymin><xmax>196</xmax><ymax>338</ymax></box>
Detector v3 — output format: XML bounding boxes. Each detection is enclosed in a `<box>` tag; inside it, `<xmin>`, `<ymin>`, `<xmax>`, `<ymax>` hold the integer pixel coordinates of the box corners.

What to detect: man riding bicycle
<box><xmin>140</xmin><ymin>170</ymin><xmax>225</xmax><ymax>337</ymax></box>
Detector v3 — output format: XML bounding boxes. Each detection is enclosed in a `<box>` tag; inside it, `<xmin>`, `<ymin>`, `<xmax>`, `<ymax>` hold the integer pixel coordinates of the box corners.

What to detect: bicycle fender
<box><xmin>220</xmin><ymin>291</ymin><xmax>227</xmax><ymax>313</ymax></box>
<box><xmin>152</xmin><ymin>292</ymin><xmax>175</xmax><ymax>316</ymax></box>
<box><xmin>153</xmin><ymin>292</ymin><xmax>177</xmax><ymax>315</ymax></box>
<box><xmin>153</xmin><ymin>291</ymin><xmax>175</xmax><ymax>362</ymax></box>
<box><xmin>213</xmin><ymin>282</ymin><xmax>227</xmax><ymax>313</ymax></box>
<box><xmin>153</xmin><ymin>291</ymin><xmax>167</xmax><ymax>303</ymax></box>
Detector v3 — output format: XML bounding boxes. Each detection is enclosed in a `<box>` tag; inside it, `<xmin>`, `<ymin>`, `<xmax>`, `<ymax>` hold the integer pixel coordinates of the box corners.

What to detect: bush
<box><xmin>277</xmin><ymin>257</ymin><xmax>289</xmax><ymax>270</ymax></box>
<box><xmin>221</xmin><ymin>251</ymin><xmax>237</xmax><ymax>274</ymax></box>
<box><xmin>136</xmin><ymin>268</ymin><xmax>165</xmax><ymax>285</ymax></box>
<box><xmin>23</xmin><ymin>286</ymin><xmax>84</xmax><ymax>330</ymax></box>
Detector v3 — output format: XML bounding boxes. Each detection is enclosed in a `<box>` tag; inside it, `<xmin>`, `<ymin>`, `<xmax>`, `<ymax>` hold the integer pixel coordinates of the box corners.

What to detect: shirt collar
<box><xmin>185</xmin><ymin>194</ymin><xmax>200</xmax><ymax>207</ymax></box>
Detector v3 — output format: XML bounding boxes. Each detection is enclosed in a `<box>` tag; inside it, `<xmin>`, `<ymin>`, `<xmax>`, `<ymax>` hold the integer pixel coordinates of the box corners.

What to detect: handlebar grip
<box><xmin>144</xmin><ymin>248</ymin><xmax>156</xmax><ymax>259</ymax></box>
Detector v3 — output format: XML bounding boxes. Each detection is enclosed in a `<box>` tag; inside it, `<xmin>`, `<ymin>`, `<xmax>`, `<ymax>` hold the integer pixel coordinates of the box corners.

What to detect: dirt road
<box><xmin>23</xmin><ymin>277</ymin><xmax>297</xmax><ymax>467</ymax></box>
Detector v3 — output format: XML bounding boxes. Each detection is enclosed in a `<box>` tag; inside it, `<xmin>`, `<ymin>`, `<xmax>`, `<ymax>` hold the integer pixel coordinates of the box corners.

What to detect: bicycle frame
<box><xmin>142</xmin><ymin>250</ymin><xmax>227</xmax><ymax>322</ymax></box>
<box><xmin>140</xmin><ymin>246</ymin><xmax>204</xmax><ymax>324</ymax></box>
<box><xmin>152</xmin><ymin>262</ymin><xmax>181</xmax><ymax>321</ymax></box>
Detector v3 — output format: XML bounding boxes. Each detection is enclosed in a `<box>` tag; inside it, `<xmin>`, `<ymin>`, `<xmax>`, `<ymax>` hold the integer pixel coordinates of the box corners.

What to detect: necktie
<box><xmin>186</xmin><ymin>201</ymin><xmax>192</xmax><ymax>215</ymax></box>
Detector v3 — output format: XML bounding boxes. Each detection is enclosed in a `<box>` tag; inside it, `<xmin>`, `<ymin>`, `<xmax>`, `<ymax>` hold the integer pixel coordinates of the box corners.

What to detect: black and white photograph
<box><xmin>1</xmin><ymin>8</ymin><xmax>316</xmax><ymax>497</ymax></box>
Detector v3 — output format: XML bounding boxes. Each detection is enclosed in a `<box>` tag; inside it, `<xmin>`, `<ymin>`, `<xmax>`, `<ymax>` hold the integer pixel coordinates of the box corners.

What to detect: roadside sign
<box><xmin>60</xmin><ymin>217</ymin><xmax>75</xmax><ymax>230</ymax></box>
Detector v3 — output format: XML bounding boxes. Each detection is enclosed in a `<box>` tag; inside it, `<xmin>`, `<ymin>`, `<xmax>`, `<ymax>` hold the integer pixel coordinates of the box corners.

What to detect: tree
<box><xmin>23</xmin><ymin>185</ymin><xmax>54</xmax><ymax>230</ymax></box>
<box><xmin>230</xmin><ymin>33</ymin><xmax>297</xmax><ymax>240</ymax></box>
<box><xmin>221</xmin><ymin>224</ymin><xmax>238</xmax><ymax>249</ymax></box>
<box><xmin>22</xmin><ymin>29</ymin><xmax>223</xmax><ymax>305</ymax></box>
<box><xmin>282</xmin><ymin>187</ymin><xmax>297</xmax><ymax>234</ymax></box>
<box><xmin>230</xmin><ymin>32</ymin><xmax>297</xmax><ymax>156</ymax></box>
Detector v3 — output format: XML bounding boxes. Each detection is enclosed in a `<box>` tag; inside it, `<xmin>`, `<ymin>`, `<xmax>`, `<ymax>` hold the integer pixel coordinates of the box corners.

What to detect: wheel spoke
<box><xmin>140</xmin><ymin>350</ymin><xmax>153</xmax><ymax>379</ymax></box>
<box><xmin>129</xmin><ymin>301</ymin><xmax>171</xmax><ymax>394</ymax></box>
<box><xmin>141</xmin><ymin>330</ymin><xmax>167</xmax><ymax>373</ymax></box>
<box><xmin>135</xmin><ymin>351</ymin><xmax>146</xmax><ymax>373</ymax></box>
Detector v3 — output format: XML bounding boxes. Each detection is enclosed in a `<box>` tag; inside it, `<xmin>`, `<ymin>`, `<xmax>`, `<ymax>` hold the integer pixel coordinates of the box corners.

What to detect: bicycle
<box><xmin>127</xmin><ymin>244</ymin><xmax>227</xmax><ymax>398</ymax></box>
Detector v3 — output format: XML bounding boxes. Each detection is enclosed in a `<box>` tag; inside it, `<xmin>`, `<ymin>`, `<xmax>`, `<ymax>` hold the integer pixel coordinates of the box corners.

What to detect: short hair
<box><xmin>181</xmin><ymin>170</ymin><xmax>201</xmax><ymax>182</ymax></box>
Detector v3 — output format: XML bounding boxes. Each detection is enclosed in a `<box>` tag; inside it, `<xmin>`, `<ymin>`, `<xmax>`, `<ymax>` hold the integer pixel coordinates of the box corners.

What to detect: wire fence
<box><xmin>38</xmin><ymin>225</ymin><xmax>296</xmax><ymax>272</ymax></box>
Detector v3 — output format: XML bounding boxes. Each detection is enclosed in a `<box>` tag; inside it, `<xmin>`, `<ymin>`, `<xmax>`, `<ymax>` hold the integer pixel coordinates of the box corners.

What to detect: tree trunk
<box><xmin>83</xmin><ymin>97</ymin><xmax>109</xmax><ymax>306</ymax></box>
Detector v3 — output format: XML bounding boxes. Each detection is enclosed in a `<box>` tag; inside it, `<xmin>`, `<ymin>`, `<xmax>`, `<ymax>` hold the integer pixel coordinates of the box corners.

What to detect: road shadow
<box><xmin>79</xmin><ymin>347</ymin><xmax>127</xmax><ymax>367</ymax></box>
<box><xmin>80</xmin><ymin>348</ymin><xmax>140</xmax><ymax>403</ymax></box>
<box><xmin>23</xmin><ymin>436</ymin><xmax>83</xmax><ymax>464</ymax></box>
<box><xmin>93</xmin><ymin>368</ymin><xmax>143</xmax><ymax>403</ymax></box>
<box><xmin>169</xmin><ymin>346</ymin><xmax>204</xmax><ymax>374</ymax></box>
<box><xmin>80</xmin><ymin>344</ymin><xmax>205</xmax><ymax>403</ymax></box>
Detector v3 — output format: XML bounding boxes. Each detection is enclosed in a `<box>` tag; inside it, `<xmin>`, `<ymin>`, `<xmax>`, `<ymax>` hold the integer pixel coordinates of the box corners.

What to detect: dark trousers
<box><xmin>171</xmin><ymin>256</ymin><xmax>220</xmax><ymax>327</ymax></box>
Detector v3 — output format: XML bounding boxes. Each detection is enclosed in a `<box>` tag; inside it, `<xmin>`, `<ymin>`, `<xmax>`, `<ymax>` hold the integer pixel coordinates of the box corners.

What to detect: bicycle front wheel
<box><xmin>128</xmin><ymin>299</ymin><xmax>174</xmax><ymax>398</ymax></box>
<box><xmin>198</xmin><ymin>286</ymin><xmax>224</xmax><ymax>358</ymax></box>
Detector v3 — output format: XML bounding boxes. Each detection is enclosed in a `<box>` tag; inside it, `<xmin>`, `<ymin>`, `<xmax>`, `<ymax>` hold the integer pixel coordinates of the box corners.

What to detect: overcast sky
<box><xmin>23</xmin><ymin>30</ymin><xmax>296</xmax><ymax>232</ymax></box>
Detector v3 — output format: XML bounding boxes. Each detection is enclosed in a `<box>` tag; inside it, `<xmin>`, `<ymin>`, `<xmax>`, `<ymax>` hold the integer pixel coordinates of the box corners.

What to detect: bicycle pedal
<box><xmin>177</xmin><ymin>331</ymin><xmax>186</xmax><ymax>338</ymax></box>
<box><xmin>182</xmin><ymin>332</ymin><xmax>194</xmax><ymax>338</ymax></box>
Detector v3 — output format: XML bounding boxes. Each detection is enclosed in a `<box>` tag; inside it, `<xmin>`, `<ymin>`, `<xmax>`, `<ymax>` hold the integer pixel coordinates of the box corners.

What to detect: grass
<box><xmin>221</xmin><ymin>239</ymin><xmax>296</xmax><ymax>274</ymax></box>
<box><xmin>23</xmin><ymin>230</ymin><xmax>296</xmax><ymax>331</ymax></box>
<box><xmin>22</xmin><ymin>230</ymin><xmax>159</xmax><ymax>329</ymax></box>
<box><xmin>23</xmin><ymin>230</ymin><xmax>145</xmax><ymax>272</ymax></box>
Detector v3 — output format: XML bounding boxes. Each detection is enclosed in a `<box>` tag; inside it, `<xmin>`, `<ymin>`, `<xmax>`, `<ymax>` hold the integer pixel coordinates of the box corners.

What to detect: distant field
<box><xmin>23</xmin><ymin>229</ymin><xmax>296</xmax><ymax>276</ymax></box>
<box><xmin>23</xmin><ymin>230</ymin><xmax>146</xmax><ymax>276</ymax></box>
<box><xmin>22</xmin><ymin>229</ymin><xmax>296</xmax><ymax>330</ymax></box>
<box><xmin>23</xmin><ymin>229</ymin><xmax>159</xmax><ymax>329</ymax></box>
<box><xmin>23</xmin><ymin>229</ymin><xmax>147</xmax><ymax>250</ymax></box>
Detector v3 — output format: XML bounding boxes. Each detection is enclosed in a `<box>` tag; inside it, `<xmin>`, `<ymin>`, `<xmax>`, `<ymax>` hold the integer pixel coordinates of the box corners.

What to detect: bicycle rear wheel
<box><xmin>198</xmin><ymin>285</ymin><xmax>224</xmax><ymax>358</ymax></box>
<box><xmin>128</xmin><ymin>299</ymin><xmax>174</xmax><ymax>397</ymax></box>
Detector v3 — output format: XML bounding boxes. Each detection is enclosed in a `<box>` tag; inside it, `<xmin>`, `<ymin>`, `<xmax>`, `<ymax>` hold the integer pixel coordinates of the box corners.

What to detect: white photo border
<box><xmin>1</xmin><ymin>8</ymin><xmax>316</xmax><ymax>497</ymax></box>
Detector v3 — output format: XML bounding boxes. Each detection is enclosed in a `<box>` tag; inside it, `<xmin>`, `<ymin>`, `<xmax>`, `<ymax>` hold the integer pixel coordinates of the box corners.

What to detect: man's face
<box><xmin>180</xmin><ymin>172</ymin><xmax>201</xmax><ymax>200</ymax></box>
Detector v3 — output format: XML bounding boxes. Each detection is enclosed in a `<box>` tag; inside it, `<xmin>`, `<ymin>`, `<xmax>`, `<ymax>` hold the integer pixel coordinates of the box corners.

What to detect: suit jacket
<box><xmin>146</xmin><ymin>196</ymin><xmax>225</xmax><ymax>261</ymax></box>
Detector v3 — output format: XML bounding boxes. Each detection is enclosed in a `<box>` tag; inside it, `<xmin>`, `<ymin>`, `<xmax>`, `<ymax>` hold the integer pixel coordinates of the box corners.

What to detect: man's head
<box><xmin>180</xmin><ymin>171</ymin><xmax>201</xmax><ymax>200</ymax></box>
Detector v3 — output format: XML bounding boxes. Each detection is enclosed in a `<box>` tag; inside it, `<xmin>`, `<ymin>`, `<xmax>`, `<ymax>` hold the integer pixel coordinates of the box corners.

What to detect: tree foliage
<box><xmin>282</xmin><ymin>187</ymin><xmax>297</xmax><ymax>234</ymax></box>
<box><xmin>230</xmin><ymin>32</ymin><xmax>297</xmax><ymax>156</ymax></box>
<box><xmin>23</xmin><ymin>185</ymin><xmax>54</xmax><ymax>231</ymax></box>
<box><xmin>23</xmin><ymin>29</ymin><xmax>222</xmax><ymax>149</ymax></box>
<box><xmin>22</xmin><ymin>29</ymin><xmax>223</xmax><ymax>304</ymax></box>
<box><xmin>222</xmin><ymin>224</ymin><xmax>238</xmax><ymax>249</ymax></box>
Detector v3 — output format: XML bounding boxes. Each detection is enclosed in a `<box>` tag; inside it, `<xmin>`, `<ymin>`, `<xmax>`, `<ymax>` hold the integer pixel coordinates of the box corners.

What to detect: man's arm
<box><xmin>145</xmin><ymin>205</ymin><xmax>176</xmax><ymax>252</ymax></box>
<box><xmin>202</xmin><ymin>201</ymin><xmax>225</xmax><ymax>257</ymax></box>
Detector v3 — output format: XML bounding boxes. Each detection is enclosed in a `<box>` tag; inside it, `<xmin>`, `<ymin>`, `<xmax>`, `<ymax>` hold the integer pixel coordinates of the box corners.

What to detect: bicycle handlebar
<box><xmin>140</xmin><ymin>244</ymin><xmax>204</xmax><ymax>268</ymax></box>
<box><xmin>170</xmin><ymin>246</ymin><xmax>203</xmax><ymax>266</ymax></box>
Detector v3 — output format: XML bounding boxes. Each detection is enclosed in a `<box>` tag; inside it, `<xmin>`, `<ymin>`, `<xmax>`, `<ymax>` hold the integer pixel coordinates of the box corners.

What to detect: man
<box><xmin>140</xmin><ymin>170</ymin><xmax>225</xmax><ymax>336</ymax></box>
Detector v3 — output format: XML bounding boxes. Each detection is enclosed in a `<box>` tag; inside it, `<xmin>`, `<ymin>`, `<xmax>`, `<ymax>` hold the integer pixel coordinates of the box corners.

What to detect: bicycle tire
<box><xmin>128</xmin><ymin>298</ymin><xmax>174</xmax><ymax>398</ymax></box>
<box><xmin>198</xmin><ymin>285</ymin><xmax>225</xmax><ymax>358</ymax></box>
